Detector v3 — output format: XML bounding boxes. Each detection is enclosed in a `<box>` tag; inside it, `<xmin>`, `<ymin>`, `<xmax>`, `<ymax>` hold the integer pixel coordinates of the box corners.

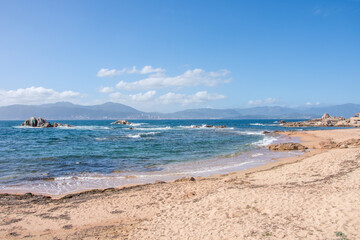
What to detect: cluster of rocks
<box><xmin>268</xmin><ymin>143</ymin><xmax>308</xmax><ymax>151</ymax></box>
<box><xmin>319</xmin><ymin>138</ymin><xmax>360</xmax><ymax>149</ymax></box>
<box><xmin>281</xmin><ymin>113</ymin><xmax>360</xmax><ymax>128</ymax></box>
<box><xmin>111</xmin><ymin>120</ymin><xmax>131</xmax><ymax>125</ymax></box>
<box><xmin>21</xmin><ymin>117</ymin><xmax>73</xmax><ymax>128</ymax></box>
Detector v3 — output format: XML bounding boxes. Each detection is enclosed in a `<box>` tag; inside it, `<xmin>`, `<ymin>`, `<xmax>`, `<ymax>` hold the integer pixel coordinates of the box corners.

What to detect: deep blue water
<box><xmin>0</xmin><ymin>119</ymin><xmax>334</xmax><ymax>195</ymax></box>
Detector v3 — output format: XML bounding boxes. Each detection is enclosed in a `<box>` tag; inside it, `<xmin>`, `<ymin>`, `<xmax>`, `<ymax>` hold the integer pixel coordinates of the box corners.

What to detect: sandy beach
<box><xmin>1</xmin><ymin>128</ymin><xmax>360</xmax><ymax>239</ymax></box>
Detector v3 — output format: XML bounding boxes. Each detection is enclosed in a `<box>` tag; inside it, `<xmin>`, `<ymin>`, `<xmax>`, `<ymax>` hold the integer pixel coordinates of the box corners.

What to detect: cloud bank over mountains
<box><xmin>97</xmin><ymin>65</ymin><xmax>230</xmax><ymax>109</ymax></box>
<box><xmin>0</xmin><ymin>66</ymin><xmax>231</xmax><ymax>111</ymax></box>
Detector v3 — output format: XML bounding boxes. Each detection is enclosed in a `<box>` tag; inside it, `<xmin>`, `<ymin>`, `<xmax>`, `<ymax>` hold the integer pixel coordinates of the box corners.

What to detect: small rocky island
<box><xmin>21</xmin><ymin>117</ymin><xmax>73</xmax><ymax>128</ymax></box>
<box><xmin>111</xmin><ymin>120</ymin><xmax>131</xmax><ymax>125</ymax></box>
<box><xmin>281</xmin><ymin>113</ymin><xmax>360</xmax><ymax>128</ymax></box>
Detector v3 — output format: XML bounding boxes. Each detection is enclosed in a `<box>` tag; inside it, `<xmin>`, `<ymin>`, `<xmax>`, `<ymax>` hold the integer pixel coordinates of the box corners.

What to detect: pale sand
<box><xmin>1</xmin><ymin>128</ymin><xmax>360</xmax><ymax>239</ymax></box>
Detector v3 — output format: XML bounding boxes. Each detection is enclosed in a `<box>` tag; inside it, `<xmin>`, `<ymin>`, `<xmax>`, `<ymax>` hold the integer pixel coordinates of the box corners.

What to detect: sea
<box><xmin>0</xmin><ymin>119</ymin><xmax>316</xmax><ymax>196</ymax></box>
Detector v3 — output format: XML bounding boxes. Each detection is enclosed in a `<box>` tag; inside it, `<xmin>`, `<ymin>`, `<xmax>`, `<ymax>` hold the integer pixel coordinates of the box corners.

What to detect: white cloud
<box><xmin>108</xmin><ymin>90</ymin><xmax>225</xmax><ymax>107</ymax></box>
<box><xmin>138</xmin><ymin>66</ymin><xmax>165</xmax><ymax>74</ymax></box>
<box><xmin>99</xmin><ymin>87</ymin><xmax>114</xmax><ymax>93</ymax></box>
<box><xmin>97</xmin><ymin>68</ymin><xmax>127</xmax><ymax>78</ymax></box>
<box><xmin>158</xmin><ymin>91</ymin><xmax>225</xmax><ymax>105</ymax></box>
<box><xmin>116</xmin><ymin>68</ymin><xmax>231</xmax><ymax>90</ymax></box>
<box><xmin>97</xmin><ymin>65</ymin><xmax>165</xmax><ymax>78</ymax></box>
<box><xmin>0</xmin><ymin>86</ymin><xmax>83</xmax><ymax>105</ymax></box>
<box><xmin>247</xmin><ymin>98</ymin><xmax>277</xmax><ymax>106</ymax></box>
<box><xmin>109</xmin><ymin>90</ymin><xmax>157</xmax><ymax>102</ymax></box>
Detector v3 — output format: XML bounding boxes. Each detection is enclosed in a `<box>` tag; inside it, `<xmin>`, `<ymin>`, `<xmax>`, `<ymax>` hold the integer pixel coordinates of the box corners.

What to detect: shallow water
<box><xmin>0</xmin><ymin>119</ymin><xmax>329</xmax><ymax>195</ymax></box>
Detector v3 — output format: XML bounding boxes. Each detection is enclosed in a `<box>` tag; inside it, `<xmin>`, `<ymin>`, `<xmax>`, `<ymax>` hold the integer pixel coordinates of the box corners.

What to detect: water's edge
<box><xmin>0</xmin><ymin>132</ymin><xmax>304</xmax><ymax>197</ymax></box>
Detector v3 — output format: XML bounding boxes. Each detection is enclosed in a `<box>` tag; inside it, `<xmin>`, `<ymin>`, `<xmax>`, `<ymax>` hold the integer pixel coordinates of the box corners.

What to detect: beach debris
<box><xmin>21</xmin><ymin>117</ymin><xmax>74</xmax><ymax>128</ymax></box>
<box><xmin>268</xmin><ymin>143</ymin><xmax>308</xmax><ymax>151</ymax></box>
<box><xmin>111</xmin><ymin>120</ymin><xmax>131</xmax><ymax>125</ymax></box>
<box><xmin>175</xmin><ymin>177</ymin><xmax>196</xmax><ymax>182</ymax></box>
<box><xmin>281</xmin><ymin>113</ymin><xmax>360</xmax><ymax>128</ymax></box>
<box><xmin>155</xmin><ymin>180</ymin><xmax>166</xmax><ymax>184</ymax></box>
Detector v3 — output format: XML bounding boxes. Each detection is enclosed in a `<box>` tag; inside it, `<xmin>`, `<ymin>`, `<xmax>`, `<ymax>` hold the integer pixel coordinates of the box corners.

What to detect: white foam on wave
<box><xmin>135</xmin><ymin>126</ymin><xmax>172</xmax><ymax>131</ymax></box>
<box><xmin>14</xmin><ymin>125</ymin><xmax>110</xmax><ymax>130</ymax></box>
<box><xmin>178</xmin><ymin>124</ymin><xmax>234</xmax><ymax>130</ymax></box>
<box><xmin>250</xmin><ymin>123</ymin><xmax>279</xmax><ymax>127</ymax></box>
<box><xmin>94</xmin><ymin>137</ymin><xmax>107</xmax><ymax>141</ymax></box>
<box><xmin>57</xmin><ymin>126</ymin><xmax>111</xmax><ymax>130</ymax></box>
<box><xmin>127</xmin><ymin>132</ymin><xmax>160</xmax><ymax>138</ymax></box>
<box><xmin>130</xmin><ymin>123</ymin><xmax>147</xmax><ymax>127</ymax></box>
<box><xmin>250</xmin><ymin>123</ymin><xmax>264</xmax><ymax>126</ymax></box>
<box><xmin>236</xmin><ymin>130</ymin><xmax>265</xmax><ymax>136</ymax></box>
<box><xmin>252</xmin><ymin>136</ymin><xmax>278</xmax><ymax>146</ymax></box>
<box><xmin>251</xmin><ymin>153</ymin><xmax>264</xmax><ymax>157</ymax></box>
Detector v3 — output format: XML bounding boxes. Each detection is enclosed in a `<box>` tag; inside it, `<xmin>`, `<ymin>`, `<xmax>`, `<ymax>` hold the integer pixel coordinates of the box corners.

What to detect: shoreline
<box><xmin>0</xmin><ymin>129</ymin><xmax>336</xmax><ymax>199</ymax></box>
<box><xmin>1</xmin><ymin>128</ymin><xmax>360</xmax><ymax>239</ymax></box>
<box><xmin>0</xmin><ymin>131</ymin><xmax>302</xmax><ymax>198</ymax></box>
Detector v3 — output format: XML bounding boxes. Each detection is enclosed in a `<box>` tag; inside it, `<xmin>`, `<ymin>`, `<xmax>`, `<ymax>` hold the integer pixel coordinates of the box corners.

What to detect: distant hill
<box><xmin>0</xmin><ymin>102</ymin><xmax>359</xmax><ymax>120</ymax></box>
<box><xmin>0</xmin><ymin>102</ymin><xmax>151</xmax><ymax>120</ymax></box>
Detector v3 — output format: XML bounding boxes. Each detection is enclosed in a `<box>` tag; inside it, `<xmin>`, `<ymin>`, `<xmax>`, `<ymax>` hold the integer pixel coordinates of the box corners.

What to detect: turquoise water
<box><xmin>0</xmin><ymin>119</ymin><xmax>308</xmax><ymax>195</ymax></box>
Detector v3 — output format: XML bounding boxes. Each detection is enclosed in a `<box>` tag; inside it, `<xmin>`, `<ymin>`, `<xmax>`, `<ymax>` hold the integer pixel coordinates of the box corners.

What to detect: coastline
<box><xmin>0</xmin><ymin>129</ymin><xmax>299</xmax><ymax>197</ymax></box>
<box><xmin>1</xmin><ymin>128</ymin><xmax>360</xmax><ymax>239</ymax></box>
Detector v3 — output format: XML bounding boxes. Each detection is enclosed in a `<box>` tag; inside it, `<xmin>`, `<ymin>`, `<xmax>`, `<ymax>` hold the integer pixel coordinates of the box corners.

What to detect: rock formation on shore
<box><xmin>111</xmin><ymin>120</ymin><xmax>131</xmax><ymax>125</ymax></box>
<box><xmin>21</xmin><ymin>117</ymin><xmax>73</xmax><ymax>128</ymax></box>
<box><xmin>268</xmin><ymin>143</ymin><xmax>308</xmax><ymax>151</ymax></box>
<box><xmin>281</xmin><ymin>113</ymin><xmax>360</xmax><ymax>127</ymax></box>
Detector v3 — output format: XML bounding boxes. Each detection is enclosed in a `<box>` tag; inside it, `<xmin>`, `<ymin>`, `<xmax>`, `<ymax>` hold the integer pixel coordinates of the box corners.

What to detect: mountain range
<box><xmin>0</xmin><ymin>102</ymin><xmax>359</xmax><ymax>120</ymax></box>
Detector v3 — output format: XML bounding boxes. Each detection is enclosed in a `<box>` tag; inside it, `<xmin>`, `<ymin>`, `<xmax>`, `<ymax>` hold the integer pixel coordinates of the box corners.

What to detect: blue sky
<box><xmin>0</xmin><ymin>0</ymin><xmax>359</xmax><ymax>112</ymax></box>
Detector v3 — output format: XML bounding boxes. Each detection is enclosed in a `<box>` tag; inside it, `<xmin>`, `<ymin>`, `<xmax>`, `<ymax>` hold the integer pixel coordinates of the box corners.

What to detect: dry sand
<box><xmin>1</xmin><ymin>128</ymin><xmax>360</xmax><ymax>239</ymax></box>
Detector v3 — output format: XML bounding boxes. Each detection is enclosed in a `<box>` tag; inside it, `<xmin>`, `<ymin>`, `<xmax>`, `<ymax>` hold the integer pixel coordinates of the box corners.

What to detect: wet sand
<box><xmin>1</xmin><ymin>128</ymin><xmax>360</xmax><ymax>239</ymax></box>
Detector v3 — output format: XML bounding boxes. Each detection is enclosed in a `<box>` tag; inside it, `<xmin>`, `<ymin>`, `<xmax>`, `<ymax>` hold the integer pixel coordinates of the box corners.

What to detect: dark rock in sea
<box><xmin>279</xmin><ymin>120</ymin><xmax>286</xmax><ymax>124</ymax></box>
<box><xmin>42</xmin><ymin>122</ymin><xmax>53</xmax><ymax>128</ymax></box>
<box><xmin>263</xmin><ymin>131</ymin><xmax>271</xmax><ymax>134</ymax></box>
<box><xmin>111</xmin><ymin>120</ymin><xmax>131</xmax><ymax>125</ymax></box>
<box><xmin>268</xmin><ymin>143</ymin><xmax>308</xmax><ymax>151</ymax></box>
<box><xmin>53</xmin><ymin>122</ymin><xmax>60</xmax><ymax>127</ymax></box>
<box><xmin>21</xmin><ymin>117</ymin><xmax>73</xmax><ymax>128</ymax></box>
<box><xmin>21</xmin><ymin>117</ymin><xmax>37</xmax><ymax>127</ymax></box>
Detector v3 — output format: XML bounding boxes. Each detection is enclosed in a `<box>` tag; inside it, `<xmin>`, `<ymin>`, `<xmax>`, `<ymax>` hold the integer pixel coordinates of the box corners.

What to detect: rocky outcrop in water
<box><xmin>281</xmin><ymin>113</ymin><xmax>360</xmax><ymax>128</ymax></box>
<box><xmin>111</xmin><ymin>120</ymin><xmax>131</xmax><ymax>125</ymax></box>
<box><xmin>268</xmin><ymin>143</ymin><xmax>308</xmax><ymax>151</ymax></box>
<box><xmin>21</xmin><ymin>117</ymin><xmax>73</xmax><ymax>128</ymax></box>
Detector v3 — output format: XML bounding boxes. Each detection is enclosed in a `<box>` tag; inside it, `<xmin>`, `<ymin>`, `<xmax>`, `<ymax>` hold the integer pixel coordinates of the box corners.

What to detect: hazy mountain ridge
<box><xmin>0</xmin><ymin>102</ymin><xmax>359</xmax><ymax>120</ymax></box>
